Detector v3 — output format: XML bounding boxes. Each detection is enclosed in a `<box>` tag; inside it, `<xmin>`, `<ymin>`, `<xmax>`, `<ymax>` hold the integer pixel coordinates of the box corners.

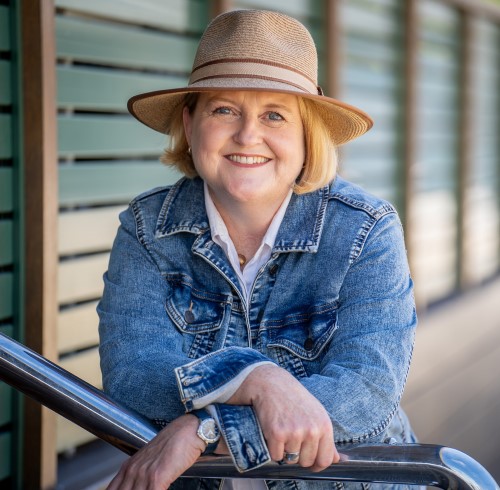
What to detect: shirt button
<box><xmin>184</xmin><ymin>310</ymin><xmax>195</xmax><ymax>323</ymax></box>
<box><xmin>269</xmin><ymin>264</ymin><xmax>278</xmax><ymax>276</ymax></box>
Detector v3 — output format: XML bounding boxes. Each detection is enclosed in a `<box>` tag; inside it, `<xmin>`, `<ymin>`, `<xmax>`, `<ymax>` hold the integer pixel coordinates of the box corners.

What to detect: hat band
<box><xmin>189</xmin><ymin>60</ymin><xmax>318</xmax><ymax>95</ymax></box>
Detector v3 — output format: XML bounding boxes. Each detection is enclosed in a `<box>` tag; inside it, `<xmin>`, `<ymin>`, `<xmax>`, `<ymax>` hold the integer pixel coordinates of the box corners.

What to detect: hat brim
<box><xmin>127</xmin><ymin>83</ymin><xmax>373</xmax><ymax>146</ymax></box>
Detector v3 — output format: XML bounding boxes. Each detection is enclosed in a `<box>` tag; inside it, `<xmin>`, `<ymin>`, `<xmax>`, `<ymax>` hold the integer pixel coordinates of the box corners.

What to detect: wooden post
<box><xmin>325</xmin><ymin>0</ymin><xmax>342</xmax><ymax>99</ymax></box>
<box><xmin>457</xmin><ymin>10</ymin><xmax>475</xmax><ymax>290</ymax></box>
<box><xmin>21</xmin><ymin>0</ymin><xmax>58</xmax><ymax>488</ymax></box>
<box><xmin>403</xmin><ymin>0</ymin><xmax>419</xmax><ymax>287</ymax></box>
<box><xmin>211</xmin><ymin>0</ymin><xmax>233</xmax><ymax>18</ymax></box>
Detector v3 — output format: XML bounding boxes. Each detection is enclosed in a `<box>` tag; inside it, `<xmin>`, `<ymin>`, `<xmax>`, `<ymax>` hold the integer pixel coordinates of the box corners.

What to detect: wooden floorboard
<box><xmin>402</xmin><ymin>275</ymin><xmax>500</xmax><ymax>483</ymax></box>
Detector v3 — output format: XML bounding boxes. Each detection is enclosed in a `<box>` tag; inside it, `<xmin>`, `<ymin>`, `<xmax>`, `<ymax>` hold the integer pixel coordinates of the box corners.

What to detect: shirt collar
<box><xmin>155</xmin><ymin>177</ymin><xmax>330</xmax><ymax>253</ymax></box>
<box><xmin>203</xmin><ymin>181</ymin><xmax>292</xmax><ymax>254</ymax></box>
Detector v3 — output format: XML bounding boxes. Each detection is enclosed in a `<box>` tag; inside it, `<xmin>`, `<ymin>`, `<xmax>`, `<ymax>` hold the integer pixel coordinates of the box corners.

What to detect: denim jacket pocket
<box><xmin>265</xmin><ymin>302</ymin><xmax>338</xmax><ymax>376</ymax></box>
<box><xmin>165</xmin><ymin>276</ymin><xmax>231</xmax><ymax>358</ymax></box>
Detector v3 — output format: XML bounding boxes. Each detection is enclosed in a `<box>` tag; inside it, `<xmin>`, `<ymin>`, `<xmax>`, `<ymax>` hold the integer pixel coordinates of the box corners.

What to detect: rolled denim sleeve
<box><xmin>300</xmin><ymin>211</ymin><xmax>417</xmax><ymax>444</ymax></box>
<box><xmin>175</xmin><ymin>349</ymin><xmax>273</xmax><ymax>410</ymax></box>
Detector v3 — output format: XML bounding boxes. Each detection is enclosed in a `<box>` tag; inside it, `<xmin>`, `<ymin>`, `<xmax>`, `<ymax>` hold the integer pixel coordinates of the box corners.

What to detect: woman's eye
<box><xmin>266</xmin><ymin>112</ymin><xmax>285</xmax><ymax>122</ymax></box>
<box><xmin>213</xmin><ymin>106</ymin><xmax>234</xmax><ymax>116</ymax></box>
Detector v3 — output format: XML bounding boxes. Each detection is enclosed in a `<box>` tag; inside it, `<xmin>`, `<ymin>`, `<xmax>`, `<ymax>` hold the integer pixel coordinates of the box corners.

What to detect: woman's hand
<box><xmin>107</xmin><ymin>414</ymin><xmax>205</xmax><ymax>489</ymax></box>
<box><xmin>228</xmin><ymin>364</ymin><xmax>340</xmax><ymax>471</ymax></box>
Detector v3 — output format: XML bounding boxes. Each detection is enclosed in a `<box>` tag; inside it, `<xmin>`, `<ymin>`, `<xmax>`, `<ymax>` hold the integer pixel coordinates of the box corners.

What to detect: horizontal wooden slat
<box><xmin>0</xmin><ymin>383</ymin><xmax>12</xmax><ymax>427</ymax></box>
<box><xmin>58</xmin><ymin>162</ymin><xmax>179</xmax><ymax>206</ymax></box>
<box><xmin>57</xmin><ymin>114</ymin><xmax>166</xmax><ymax>158</ymax></box>
<box><xmin>0</xmin><ymin>6</ymin><xmax>9</xmax><ymax>52</ymax></box>
<box><xmin>56</xmin><ymin>16</ymin><xmax>198</xmax><ymax>72</ymax></box>
<box><xmin>59</xmin><ymin>206</ymin><xmax>122</xmax><ymax>255</ymax></box>
<box><xmin>58</xmin><ymin>253</ymin><xmax>109</xmax><ymax>305</ymax></box>
<box><xmin>0</xmin><ymin>431</ymin><xmax>11</xmax><ymax>480</ymax></box>
<box><xmin>0</xmin><ymin>168</ymin><xmax>12</xmax><ymax>213</ymax></box>
<box><xmin>0</xmin><ymin>221</ymin><xmax>13</xmax><ymax>266</ymax></box>
<box><xmin>58</xmin><ymin>301</ymin><xmax>99</xmax><ymax>353</ymax></box>
<box><xmin>57</xmin><ymin>347</ymin><xmax>102</xmax><ymax>452</ymax></box>
<box><xmin>345</xmin><ymin>38</ymin><xmax>399</xmax><ymax>66</ymax></box>
<box><xmin>55</xmin><ymin>0</ymin><xmax>207</xmax><ymax>33</ymax></box>
<box><xmin>235</xmin><ymin>0</ymin><xmax>322</xmax><ymax>20</ymax></box>
<box><xmin>0</xmin><ymin>273</ymin><xmax>13</xmax><ymax>321</ymax></box>
<box><xmin>343</xmin><ymin>2</ymin><xmax>400</xmax><ymax>38</ymax></box>
<box><xmin>57</xmin><ymin>416</ymin><xmax>96</xmax><ymax>454</ymax></box>
<box><xmin>0</xmin><ymin>60</ymin><xmax>11</xmax><ymax>105</ymax></box>
<box><xmin>57</xmin><ymin>65</ymin><xmax>186</xmax><ymax>112</ymax></box>
<box><xmin>0</xmin><ymin>114</ymin><xmax>12</xmax><ymax>159</ymax></box>
<box><xmin>58</xmin><ymin>115</ymin><xmax>165</xmax><ymax>158</ymax></box>
<box><xmin>59</xmin><ymin>347</ymin><xmax>101</xmax><ymax>386</ymax></box>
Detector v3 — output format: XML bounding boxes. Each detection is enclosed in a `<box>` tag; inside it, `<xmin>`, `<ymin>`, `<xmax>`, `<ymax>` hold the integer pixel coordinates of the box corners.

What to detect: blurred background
<box><xmin>0</xmin><ymin>0</ymin><xmax>499</xmax><ymax>488</ymax></box>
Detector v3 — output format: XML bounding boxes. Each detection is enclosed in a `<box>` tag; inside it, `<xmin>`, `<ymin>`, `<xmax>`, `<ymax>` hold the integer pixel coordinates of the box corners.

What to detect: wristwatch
<box><xmin>192</xmin><ymin>409</ymin><xmax>220</xmax><ymax>455</ymax></box>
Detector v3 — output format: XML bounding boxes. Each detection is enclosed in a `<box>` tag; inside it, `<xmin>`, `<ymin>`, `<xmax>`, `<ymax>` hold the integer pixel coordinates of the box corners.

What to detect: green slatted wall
<box><xmin>0</xmin><ymin>1</ymin><xmax>19</xmax><ymax>486</ymax></box>
<box><xmin>54</xmin><ymin>0</ymin><xmax>209</xmax><ymax>452</ymax></box>
<box><xmin>411</xmin><ymin>0</ymin><xmax>462</xmax><ymax>306</ymax></box>
<box><xmin>340</xmin><ymin>0</ymin><xmax>404</xmax><ymax>207</ymax></box>
<box><xmin>465</xmin><ymin>19</ymin><xmax>500</xmax><ymax>284</ymax></box>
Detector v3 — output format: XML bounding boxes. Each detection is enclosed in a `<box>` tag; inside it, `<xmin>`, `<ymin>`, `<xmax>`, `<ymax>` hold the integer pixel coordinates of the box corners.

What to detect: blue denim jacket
<box><xmin>98</xmin><ymin>176</ymin><xmax>417</xmax><ymax>489</ymax></box>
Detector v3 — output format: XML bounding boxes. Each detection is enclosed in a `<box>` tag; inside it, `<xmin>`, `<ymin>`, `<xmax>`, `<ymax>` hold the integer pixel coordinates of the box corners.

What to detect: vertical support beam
<box><xmin>21</xmin><ymin>0</ymin><xmax>58</xmax><ymax>488</ymax></box>
<box><xmin>457</xmin><ymin>11</ymin><xmax>475</xmax><ymax>290</ymax></box>
<box><xmin>402</xmin><ymin>0</ymin><xmax>419</xmax><ymax>298</ymax></box>
<box><xmin>325</xmin><ymin>0</ymin><xmax>342</xmax><ymax>99</ymax></box>
<box><xmin>211</xmin><ymin>0</ymin><xmax>233</xmax><ymax>19</ymax></box>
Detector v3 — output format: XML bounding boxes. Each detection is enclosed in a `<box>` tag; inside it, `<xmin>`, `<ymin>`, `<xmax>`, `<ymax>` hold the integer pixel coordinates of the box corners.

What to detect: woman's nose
<box><xmin>233</xmin><ymin>115</ymin><xmax>262</xmax><ymax>146</ymax></box>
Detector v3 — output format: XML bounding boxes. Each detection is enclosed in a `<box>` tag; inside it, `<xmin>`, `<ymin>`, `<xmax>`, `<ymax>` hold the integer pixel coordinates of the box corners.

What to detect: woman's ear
<box><xmin>183</xmin><ymin>106</ymin><xmax>192</xmax><ymax>146</ymax></box>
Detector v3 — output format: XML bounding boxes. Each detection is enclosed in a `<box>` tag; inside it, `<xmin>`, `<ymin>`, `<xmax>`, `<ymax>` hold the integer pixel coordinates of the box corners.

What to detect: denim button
<box><xmin>269</xmin><ymin>264</ymin><xmax>278</xmax><ymax>276</ymax></box>
<box><xmin>304</xmin><ymin>338</ymin><xmax>314</xmax><ymax>351</ymax></box>
<box><xmin>184</xmin><ymin>310</ymin><xmax>195</xmax><ymax>323</ymax></box>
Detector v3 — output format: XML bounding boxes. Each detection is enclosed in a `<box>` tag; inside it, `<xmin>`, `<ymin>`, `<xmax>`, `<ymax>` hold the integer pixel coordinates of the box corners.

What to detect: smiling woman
<box><xmin>183</xmin><ymin>92</ymin><xmax>305</xmax><ymax>217</ymax></box>
<box><xmin>98</xmin><ymin>9</ymin><xmax>418</xmax><ymax>490</ymax></box>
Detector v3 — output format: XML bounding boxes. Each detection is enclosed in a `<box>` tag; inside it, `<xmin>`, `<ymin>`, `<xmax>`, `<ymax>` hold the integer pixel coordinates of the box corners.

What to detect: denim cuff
<box><xmin>212</xmin><ymin>404</ymin><xmax>271</xmax><ymax>472</ymax></box>
<box><xmin>174</xmin><ymin>346</ymin><xmax>274</xmax><ymax>411</ymax></box>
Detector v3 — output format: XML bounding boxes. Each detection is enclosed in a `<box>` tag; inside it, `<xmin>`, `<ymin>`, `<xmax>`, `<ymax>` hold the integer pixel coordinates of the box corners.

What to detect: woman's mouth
<box><xmin>226</xmin><ymin>154</ymin><xmax>271</xmax><ymax>166</ymax></box>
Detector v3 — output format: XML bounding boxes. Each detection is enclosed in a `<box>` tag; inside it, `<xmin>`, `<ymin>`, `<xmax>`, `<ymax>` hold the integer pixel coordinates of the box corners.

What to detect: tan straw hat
<box><xmin>128</xmin><ymin>9</ymin><xmax>373</xmax><ymax>145</ymax></box>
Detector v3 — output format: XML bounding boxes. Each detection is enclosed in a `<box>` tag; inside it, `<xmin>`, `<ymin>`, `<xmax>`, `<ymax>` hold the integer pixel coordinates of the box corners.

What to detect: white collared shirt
<box><xmin>204</xmin><ymin>182</ymin><xmax>292</xmax><ymax>300</ymax></box>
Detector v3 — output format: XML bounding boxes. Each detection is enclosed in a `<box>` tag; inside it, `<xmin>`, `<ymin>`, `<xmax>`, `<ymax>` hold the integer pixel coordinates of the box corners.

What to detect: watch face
<box><xmin>199</xmin><ymin>418</ymin><xmax>220</xmax><ymax>443</ymax></box>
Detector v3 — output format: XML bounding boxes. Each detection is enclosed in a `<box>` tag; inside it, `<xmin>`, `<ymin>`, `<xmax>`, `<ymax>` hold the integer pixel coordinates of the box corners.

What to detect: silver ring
<box><xmin>283</xmin><ymin>451</ymin><xmax>300</xmax><ymax>463</ymax></box>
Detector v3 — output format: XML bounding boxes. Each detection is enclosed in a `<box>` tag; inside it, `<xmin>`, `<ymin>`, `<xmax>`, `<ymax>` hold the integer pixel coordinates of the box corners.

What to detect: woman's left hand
<box><xmin>227</xmin><ymin>364</ymin><xmax>340</xmax><ymax>471</ymax></box>
<box><xmin>107</xmin><ymin>414</ymin><xmax>205</xmax><ymax>489</ymax></box>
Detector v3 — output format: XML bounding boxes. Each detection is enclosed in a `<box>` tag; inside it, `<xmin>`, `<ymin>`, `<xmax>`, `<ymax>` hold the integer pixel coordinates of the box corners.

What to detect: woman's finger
<box><xmin>282</xmin><ymin>447</ymin><xmax>302</xmax><ymax>465</ymax></box>
<box><xmin>266</xmin><ymin>437</ymin><xmax>286</xmax><ymax>462</ymax></box>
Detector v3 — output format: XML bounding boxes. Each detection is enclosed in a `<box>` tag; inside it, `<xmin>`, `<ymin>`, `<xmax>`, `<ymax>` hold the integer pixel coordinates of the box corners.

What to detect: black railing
<box><xmin>0</xmin><ymin>332</ymin><xmax>498</xmax><ymax>489</ymax></box>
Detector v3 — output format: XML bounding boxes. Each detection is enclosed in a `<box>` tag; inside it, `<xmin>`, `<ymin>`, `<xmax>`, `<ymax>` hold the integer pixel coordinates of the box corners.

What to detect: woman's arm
<box><xmin>224</xmin><ymin>211</ymin><xmax>416</xmax><ymax>460</ymax></box>
<box><xmin>98</xmin><ymin>206</ymin><xmax>274</xmax><ymax>472</ymax></box>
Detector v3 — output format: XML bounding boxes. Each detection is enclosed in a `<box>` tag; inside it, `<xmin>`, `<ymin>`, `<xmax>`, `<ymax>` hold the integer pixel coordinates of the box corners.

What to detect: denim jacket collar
<box><xmin>154</xmin><ymin>177</ymin><xmax>330</xmax><ymax>253</ymax></box>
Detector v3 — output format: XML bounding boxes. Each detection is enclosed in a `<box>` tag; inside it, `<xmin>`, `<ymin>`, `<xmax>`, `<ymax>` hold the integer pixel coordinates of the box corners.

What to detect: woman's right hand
<box><xmin>107</xmin><ymin>414</ymin><xmax>205</xmax><ymax>489</ymax></box>
<box><xmin>227</xmin><ymin>364</ymin><xmax>339</xmax><ymax>471</ymax></box>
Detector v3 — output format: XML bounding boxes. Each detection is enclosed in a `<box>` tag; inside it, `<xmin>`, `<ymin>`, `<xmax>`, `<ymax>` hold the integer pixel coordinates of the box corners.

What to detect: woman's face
<box><xmin>183</xmin><ymin>91</ymin><xmax>305</xmax><ymax>211</ymax></box>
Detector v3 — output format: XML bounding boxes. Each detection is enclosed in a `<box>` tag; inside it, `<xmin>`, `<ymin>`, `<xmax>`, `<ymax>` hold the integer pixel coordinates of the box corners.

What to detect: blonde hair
<box><xmin>161</xmin><ymin>93</ymin><xmax>337</xmax><ymax>194</ymax></box>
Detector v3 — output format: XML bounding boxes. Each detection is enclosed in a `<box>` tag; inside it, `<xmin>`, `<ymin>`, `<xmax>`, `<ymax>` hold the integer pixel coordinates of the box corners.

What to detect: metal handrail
<box><xmin>0</xmin><ymin>332</ymin><xmax>498</xmax><ymax>489</ymax></box>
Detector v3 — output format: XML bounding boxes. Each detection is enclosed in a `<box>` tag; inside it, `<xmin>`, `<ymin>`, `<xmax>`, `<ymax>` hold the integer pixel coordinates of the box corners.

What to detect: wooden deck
<box><xmin>402</xmin><ymin>275</ymin><xmax>500</xmax><ymax>482</ymax></box>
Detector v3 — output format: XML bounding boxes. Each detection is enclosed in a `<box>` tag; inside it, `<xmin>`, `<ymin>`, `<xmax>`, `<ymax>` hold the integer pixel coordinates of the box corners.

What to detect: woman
<box><xmin>98</xmin><ymin>9</ymin><xmax>417</xmax><ymax>490</ymax></box>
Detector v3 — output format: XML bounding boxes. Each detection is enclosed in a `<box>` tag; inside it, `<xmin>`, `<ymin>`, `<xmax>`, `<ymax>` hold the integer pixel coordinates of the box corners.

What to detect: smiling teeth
<box><xmin>228</xmin><ymin>155</ymin><xmax>270</xmax><ymax>165</ymax></box>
